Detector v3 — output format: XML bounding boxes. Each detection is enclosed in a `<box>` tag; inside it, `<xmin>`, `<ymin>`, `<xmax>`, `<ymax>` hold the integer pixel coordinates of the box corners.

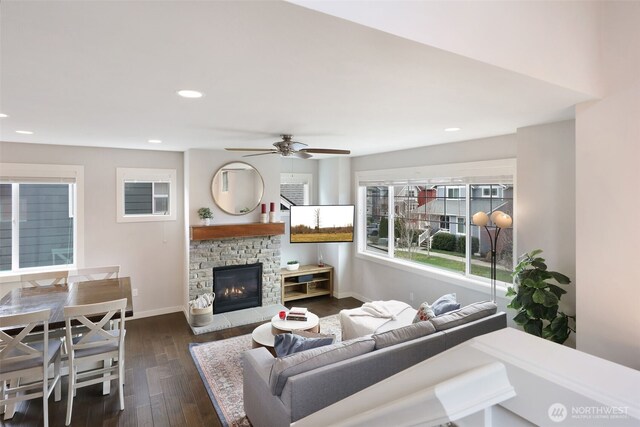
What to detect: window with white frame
<box><xmin>358</xmin><ymin>160</ymin><xmax>515</xmax><ymax>285</ymax></box>
<box><xmin>0</xmin><ymin>163</ymin><xmax>84</xmax><ymax>274</ymax></box>
<box><xmin>481</xmin><ymin>186</ymin><xmax>500</xmax><ymax>197</ymax></box>
<box><xmin>117</xmin><ymin>168</ymin><xmax>176</xmax><ymax>222</ymax></box>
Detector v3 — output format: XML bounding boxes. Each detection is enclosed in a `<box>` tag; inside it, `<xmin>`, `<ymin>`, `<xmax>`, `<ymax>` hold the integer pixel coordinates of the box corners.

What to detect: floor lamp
<box><xmin>472</xmin><ymin>210</ymin><xmax>513</xmax><ymax>302</ymax></box>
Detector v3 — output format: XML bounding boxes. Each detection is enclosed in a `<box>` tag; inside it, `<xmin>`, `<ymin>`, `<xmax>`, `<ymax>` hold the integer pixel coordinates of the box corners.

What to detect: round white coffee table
<box><xmin>251</xmin><ymin>312</ymin><xmax>320</xmax><ymax>353</ymax></box>
<box><xmin>271</xmin><ymin>312</ymin><xmax>319</xmax><ymax>334</ymax></box>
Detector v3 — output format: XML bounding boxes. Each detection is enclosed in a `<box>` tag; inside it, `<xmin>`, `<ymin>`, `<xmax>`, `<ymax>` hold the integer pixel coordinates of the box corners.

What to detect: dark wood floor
<box><xmin>3</xmin><ymin>296</ymin><xmax>362</xmax><ymax>427</ymax></box>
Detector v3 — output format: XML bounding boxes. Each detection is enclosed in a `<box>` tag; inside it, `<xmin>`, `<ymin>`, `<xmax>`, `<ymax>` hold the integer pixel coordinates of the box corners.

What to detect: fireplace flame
<box><xmin>223</xmin><ymin>285</ymin><xmax>246</xmax><ymax>298</ymax></box>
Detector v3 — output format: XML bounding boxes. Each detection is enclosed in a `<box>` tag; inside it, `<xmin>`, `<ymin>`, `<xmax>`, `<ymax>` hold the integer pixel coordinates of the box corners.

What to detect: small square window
<box><xmin>117</xmin><ymin>168</ymin><xmax>176</xmax><ymax>222</ymax></box>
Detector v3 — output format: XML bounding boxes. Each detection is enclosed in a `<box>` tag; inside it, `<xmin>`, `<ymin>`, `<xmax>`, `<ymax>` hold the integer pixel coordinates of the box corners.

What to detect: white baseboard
<box><xmin>133</xmin><ymin>305</ymin><xmax>184</xmax><ymax>320</ymax></box>
<box><xmin>335</xmin><ymin>291</ymin><xmax>371</xmax><ymax>303</ymax></box>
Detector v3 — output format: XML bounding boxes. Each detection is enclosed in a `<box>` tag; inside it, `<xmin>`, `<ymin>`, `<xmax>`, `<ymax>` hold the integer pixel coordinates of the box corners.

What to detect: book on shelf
<box><xmin>286</xmin><ymin>315</ymin><xmax>308</xmax><ymax>321</ymax></box>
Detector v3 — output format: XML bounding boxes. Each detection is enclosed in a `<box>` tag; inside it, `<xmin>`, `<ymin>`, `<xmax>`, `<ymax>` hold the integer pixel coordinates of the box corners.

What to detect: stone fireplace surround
<box><xmin>189</xmin><ymin>235</ymin><xmax>281</xmax><ymax>306</ymax></box>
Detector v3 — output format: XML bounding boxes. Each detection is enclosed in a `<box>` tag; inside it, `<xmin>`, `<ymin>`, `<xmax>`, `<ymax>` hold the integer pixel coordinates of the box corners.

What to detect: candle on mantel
<box><xmin>270</xmin><ymin>202</ymin><xmax>275</xmax><ymax>212</ymax></box>
<box><xmin>261</xmin><ymin>203</ymin><xmax>266</xmax><ymax>214</ymax></box>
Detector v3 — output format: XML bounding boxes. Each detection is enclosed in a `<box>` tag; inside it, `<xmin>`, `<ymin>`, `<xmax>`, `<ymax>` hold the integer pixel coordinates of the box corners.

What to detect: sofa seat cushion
<box><xmin>372</xmin><ymin>320</ymin><xmax>436</xmax><ymax>349</ymax></box>
<box><xmin>269</xmin><ymin>336</ymin><xmax>375</xmax><ymax>396</ymax></box>
<box><xmin>430</xmin><ymin>301</ymin><xmax>498</xmax><ymax>331</ymax></box>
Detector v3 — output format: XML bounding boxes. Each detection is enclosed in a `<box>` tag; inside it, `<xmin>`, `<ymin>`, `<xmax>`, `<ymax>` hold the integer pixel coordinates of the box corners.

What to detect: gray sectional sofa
<box><xmin>243</xmin><ymin>302</ymin><xmax>506</xmax><ymax>427</ymax></box>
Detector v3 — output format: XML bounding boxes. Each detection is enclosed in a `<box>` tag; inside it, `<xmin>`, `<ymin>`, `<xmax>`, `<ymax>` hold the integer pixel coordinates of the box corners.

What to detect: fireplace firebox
<box><xmin>212</xmin><ymin>263</ymin><xmax>262</xmax><ymax>314</ymax></box>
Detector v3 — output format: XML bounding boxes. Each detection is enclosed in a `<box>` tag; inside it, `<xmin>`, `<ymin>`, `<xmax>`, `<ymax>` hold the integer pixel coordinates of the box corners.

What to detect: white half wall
<box><xmin>0</xmin><ymin>141</ymin><xmax>185</xmax><ymax>317</ymax></box>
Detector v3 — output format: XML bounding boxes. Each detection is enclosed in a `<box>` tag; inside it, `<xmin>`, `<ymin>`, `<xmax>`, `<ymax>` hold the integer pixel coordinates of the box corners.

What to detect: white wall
<box><xmin>318</xmin><ymin>157</ymin><xmax>353</xmax><ymax>297</ymax></box>
<box><xmin>516</xmin><ymin>121</ymin><xmax>576</xmax><ymax>325</ymax></box>
<box><xmin>574</xmin><ymin>2</ymin><xmax>640</xmax><ymax>370</ymax></box>
<box><xmin>280</xmin><ymin>158</ymin><xmax>320</xmax><ymax>267</ymax></box>
<box><xmin>291</xmin><ymin>0</ymin><xmax>601</xmax><ymax>96</ymax></box>
<box><xmin>0</xmin><ymin>141</ymin><xmax>185</xmax><ymax>318</ymax></box>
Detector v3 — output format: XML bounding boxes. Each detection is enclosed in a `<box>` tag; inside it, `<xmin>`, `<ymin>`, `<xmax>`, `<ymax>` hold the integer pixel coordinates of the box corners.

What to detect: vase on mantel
<box><xmin>201</xmin><ymin>218</ymin><xmax>211</xmax><ymax>226</ymax></box>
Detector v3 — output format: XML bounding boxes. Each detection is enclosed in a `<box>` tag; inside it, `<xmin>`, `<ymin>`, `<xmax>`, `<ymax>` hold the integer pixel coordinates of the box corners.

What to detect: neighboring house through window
<box><xmin>0</xmin><ymin>163</ymin><xmax>84</xmax><ymax>274</ymax></box>
<box><xmin>357</xmin><ymin>160</ymin><xmax>515</xmax><ymax>285</ymax></box>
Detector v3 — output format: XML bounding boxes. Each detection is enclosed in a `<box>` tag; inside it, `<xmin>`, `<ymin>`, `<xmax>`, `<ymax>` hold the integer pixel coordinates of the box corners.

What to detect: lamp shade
<box><xmin>472</xmin><ymin>211</ymin><xmax>490</xmax><ymax>227</ymax></box>
<box><xmin>490</xmin><ymin>210</ymin><xmax>504</xmax><ymax>224</ymax></box>
<box><xmin>495</xmin><ymin>213</ymin><xmax>513</xmax><ymax>229</ymax></box>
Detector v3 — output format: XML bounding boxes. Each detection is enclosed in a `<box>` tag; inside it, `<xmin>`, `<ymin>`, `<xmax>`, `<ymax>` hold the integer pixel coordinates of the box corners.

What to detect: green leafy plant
<box><xmin>197</xmin><ymin>207</ymin><xmax>213</xmax><ymax>219</ymax></box>
<box><xmin>506</xmin><ymin>249</ymin><xmax>575</xmax><ymax>344</ymax></box>
<box><xmin>287</xmin><ymin>260</ymin><xmax>299</xmax><ymax>265</ymax></box>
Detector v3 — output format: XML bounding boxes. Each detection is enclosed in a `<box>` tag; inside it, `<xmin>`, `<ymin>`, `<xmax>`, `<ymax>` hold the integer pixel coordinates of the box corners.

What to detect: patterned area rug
<box><xmin>189</xmin><ymin>314</ymin><xmax>342</xmax><ymax>427</ymax></box>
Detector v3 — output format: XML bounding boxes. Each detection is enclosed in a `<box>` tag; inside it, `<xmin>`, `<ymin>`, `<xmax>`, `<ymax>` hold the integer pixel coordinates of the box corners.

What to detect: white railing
<box><xmin>418</xmin><ymin>229</ymin><xmax>431</xmax><ymax>248</ymax></box>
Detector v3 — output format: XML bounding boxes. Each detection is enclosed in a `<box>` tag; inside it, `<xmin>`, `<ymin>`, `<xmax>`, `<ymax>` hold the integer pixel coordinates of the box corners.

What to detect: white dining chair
<box><xmin>20</xmin><ymin>271</ymin><xmax>68</xmax><ymax>288</ymax></box>
<box><xmin>63</xmin><ymin>298</ymin><xmax>126</xmax><ymax>426</ymax></box>
<box><xmin>67</xmin><ymin>265</ymin><xmax>120</xmax><ymax>283</ymax></box>
<box><xmin>0</xmin><ymin>309</ymin><xmax>62</xmax><ymax>427</ymax></box>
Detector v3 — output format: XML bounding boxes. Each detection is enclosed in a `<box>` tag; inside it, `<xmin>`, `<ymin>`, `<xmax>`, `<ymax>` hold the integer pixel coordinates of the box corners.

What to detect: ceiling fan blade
<box><xmin>225</xmin><ymin>148</ymin><xmax>276</xmax><ymax>152</ymax></box>
<box><xmin>300</xmin><ymin>148</ymin><xmax>351</xmax><ymax>155</ymax></box>
<box><xmin>242</xmin><ymin>151</ymin><xmax>279</xmax><ymax>157</ymax></box>
<box><xmin>291</xmin><ymin>151</ymin><xmax>313</xmax><ymax>159</ymax></box>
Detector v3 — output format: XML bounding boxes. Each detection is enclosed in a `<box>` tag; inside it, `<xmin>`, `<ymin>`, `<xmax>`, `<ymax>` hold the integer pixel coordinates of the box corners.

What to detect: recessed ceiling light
<box><xmin>177</xmin><ymin>90</ymin><xmax>204</xmax><ymax>98</ymax></box>
<box><xmin>444</xmin><ymin>127</ymin><xmax>461</xmax><ymax>132</ymax></box>
<box><xmin>148</xmin><ymin>139</ymin><xmax>162</xmax><ymax>144</ymax></box>
<box><xmin>0</xmin><ymin>113</ymin><xmax>8</xmax><ymax>118</ymax></box>
<box><xmin>16</xmin><ymin>130</ymin><xmax>34</xmax><ymax>135</ymax></box>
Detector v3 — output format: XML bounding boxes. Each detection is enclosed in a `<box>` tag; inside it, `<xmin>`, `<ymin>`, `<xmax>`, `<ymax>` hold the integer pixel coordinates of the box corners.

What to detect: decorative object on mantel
<box><xmin>286</xmin><ymin>260</ymin><xmax>300</xmax><ymax>271</ymax></box>
<box><xmin>507</xmin><ymin>249</ymin><xmax>575</xmax><ymax>344</ymax></box>
<box><xmin>197</xmin><ymin>207</ymin><xmax>213</xmax><ymax>226</ymax></box>
<box><xmin>190</xmin><ymin>222</ymin><xmax>285</xmax><ymax>240</ymax></box>
<box><xmin>269</xmin><ymin>202</ymin><xmax>276</xmax><ymax>223</ymax></box>
<box><xmin>260</xmin><ymin>203</ymin><xmax>268</xmax><ymax>223</ymax></box>
<box><xmin>471</xmin><ymin>210</ymin><xmax>512</xmax><ymax>302</ymax></box>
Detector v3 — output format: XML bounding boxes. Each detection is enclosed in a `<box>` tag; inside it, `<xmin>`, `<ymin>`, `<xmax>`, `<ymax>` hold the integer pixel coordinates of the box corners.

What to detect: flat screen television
<box><xmin>290</xmin><ymin>205</ymin><xmax>355</xmax><ymax>243</ymax></box>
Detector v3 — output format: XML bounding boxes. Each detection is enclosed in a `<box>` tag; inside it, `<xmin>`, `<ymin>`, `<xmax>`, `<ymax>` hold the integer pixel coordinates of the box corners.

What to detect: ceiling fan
<box><xmin>225</xmin><ymin>134</ymin><xmax>350</xmax><ymax>159</ymax></box>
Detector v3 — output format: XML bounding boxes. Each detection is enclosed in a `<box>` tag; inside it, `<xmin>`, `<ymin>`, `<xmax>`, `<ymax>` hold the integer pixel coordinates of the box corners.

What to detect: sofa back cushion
<box><xmin>430</xmin><ymin>301</ymin><xmax>498</xmax><ymax>331</ymax></box>
<box><xmin>372</xmin><ymin>320</ymin><xmax>436</xmax><ymax>349</ymax></box>
<box><xmin>269</xmin><ymin>336</ymin><xmax>375</xmax><ymax>396</ymax></box>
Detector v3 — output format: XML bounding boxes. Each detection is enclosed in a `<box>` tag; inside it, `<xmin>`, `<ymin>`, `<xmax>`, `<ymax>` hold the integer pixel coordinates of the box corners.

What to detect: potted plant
<box><xmin>197</xmin><ymin>207</ymin><xmax>213</xmax><ymax>226</ymax></box>
<box><xmin>506</xmin><ymin>249</ymin><xmax>575</xmax><ymax>344</ymax></box>
<box><xmin>286</xmin><ymin>260</ymin><xmax>300</xmax><ymax>271</ymax></box>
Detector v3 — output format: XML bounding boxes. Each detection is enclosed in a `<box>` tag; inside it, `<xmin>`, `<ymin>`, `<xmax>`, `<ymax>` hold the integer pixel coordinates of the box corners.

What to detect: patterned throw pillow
<box><xmin>412</xmin><ymin>301</ymin><xmax>436</xmax><ymax>323</ymax></box>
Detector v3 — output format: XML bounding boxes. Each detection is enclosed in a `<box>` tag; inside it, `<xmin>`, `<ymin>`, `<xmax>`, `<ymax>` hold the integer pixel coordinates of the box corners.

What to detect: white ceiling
<box><xmin>0</xmin><ymin>1</ymin><xmax>591</xmax><ymax>157</ymax></box>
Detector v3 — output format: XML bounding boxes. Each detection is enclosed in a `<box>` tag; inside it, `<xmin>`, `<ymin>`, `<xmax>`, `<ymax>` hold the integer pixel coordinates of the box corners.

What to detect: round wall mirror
<box><xmin>211</xmin><ymin>162</ymin><xmax>264</xmax><ymax>215</ymax></box>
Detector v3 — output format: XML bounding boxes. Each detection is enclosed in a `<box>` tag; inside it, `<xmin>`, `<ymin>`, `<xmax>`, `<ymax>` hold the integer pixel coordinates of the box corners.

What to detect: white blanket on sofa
<box><xmin>340</xmin><ymin>300</ymin><xmax>416</xmax><ymax>340</ymax></box>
